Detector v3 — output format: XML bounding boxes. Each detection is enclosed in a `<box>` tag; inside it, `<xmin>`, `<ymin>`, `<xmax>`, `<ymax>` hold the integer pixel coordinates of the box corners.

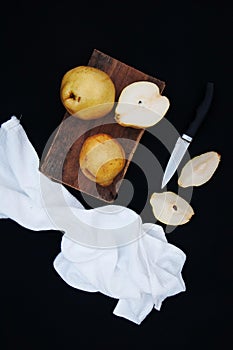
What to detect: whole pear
<box><xmin>60</xmin><ymin>66</ymin><xmax>115</xmax><ymax>120</ymax></box>
<box><xmin>79</xmin><ymin>133</ymin><xmax>125</xmax><ymax>187</ymax></box>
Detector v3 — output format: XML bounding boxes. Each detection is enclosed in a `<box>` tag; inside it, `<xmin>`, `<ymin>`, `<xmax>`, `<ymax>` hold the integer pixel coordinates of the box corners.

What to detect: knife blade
<box><xmin>161</xmin><ymin>82</ymin><xmax>214</xmax><ymax>189</ymax></box>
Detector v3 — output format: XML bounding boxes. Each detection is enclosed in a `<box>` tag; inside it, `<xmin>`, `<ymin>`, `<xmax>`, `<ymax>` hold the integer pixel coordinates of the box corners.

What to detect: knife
<box><xmin>161</xmin><ymin>82</ymin><xmax>214</xmax><ymax>189</ymax></box>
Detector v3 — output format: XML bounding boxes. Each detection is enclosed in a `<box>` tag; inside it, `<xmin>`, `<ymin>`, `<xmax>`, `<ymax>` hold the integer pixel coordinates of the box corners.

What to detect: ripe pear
<box><xmin>60</xmin><ymin>66</ymin><xmax>115</xmax><ymax>120</ymax></box>
<box><xmin>79</xmin><ymin>133</ymin><xmax>125</xmax><ymax>187</ymax></box>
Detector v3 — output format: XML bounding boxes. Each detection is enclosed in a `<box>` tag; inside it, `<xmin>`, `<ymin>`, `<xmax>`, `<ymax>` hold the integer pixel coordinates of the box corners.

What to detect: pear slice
<box><xmin>150</xmin><ymin>191</ymin><xmax>194</xmax><ymax>226</ymax></box>
<box><xmin>178</xmin><ymin>151</ymin><xmax>221</xmax><ymax>188</ymax></box>
<box><xmin>115</xmin><ymin>81</ymin><xmax>170</xmax><ymax>129</ymax></box>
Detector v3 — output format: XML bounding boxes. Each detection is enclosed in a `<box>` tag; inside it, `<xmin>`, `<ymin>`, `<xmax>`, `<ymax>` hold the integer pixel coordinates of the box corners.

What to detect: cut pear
<box><xmin>150</xmin><ymin>191</ymin><xmax>194</xmax><ymax>226</ymax></box>
<box><xmin>178</xmin><ymin>151</ymin><xmax>221</xmax><ymax>188</ymax></box>
<box><xmin>115</xmin><ymin>81</ymin><xmax>170</xmax><ymax>128</ymax></box>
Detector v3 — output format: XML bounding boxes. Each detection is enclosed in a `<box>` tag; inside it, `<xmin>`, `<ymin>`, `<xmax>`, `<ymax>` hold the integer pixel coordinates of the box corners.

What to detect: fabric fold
<box><xmin>0</xmin><ymin>116</ymin><xmax>186</xmax><ymax>325</ymax></box>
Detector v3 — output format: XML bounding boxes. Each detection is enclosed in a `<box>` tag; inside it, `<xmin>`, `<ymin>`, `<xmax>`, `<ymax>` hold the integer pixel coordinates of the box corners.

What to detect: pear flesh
<box><xmin>178</xmin><ymin>151</ymin><xmax>221</xmax><ymax>188</ymax></box>
<box><xmin>150</xmin><ymin>191</ymin><xmax>194</xmax><ymax>226</ymax></box>
<box><xmin>115</xmin><ymin>81</ymin><xmax>170</xmax><ymax>129</ymax></box>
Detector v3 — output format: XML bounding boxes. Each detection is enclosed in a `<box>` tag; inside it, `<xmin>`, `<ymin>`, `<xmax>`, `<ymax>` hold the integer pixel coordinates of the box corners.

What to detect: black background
<box><xmin>0</xmin><ymin>1</ymin><xmax>232</xmax><ymax>349</ymax></box>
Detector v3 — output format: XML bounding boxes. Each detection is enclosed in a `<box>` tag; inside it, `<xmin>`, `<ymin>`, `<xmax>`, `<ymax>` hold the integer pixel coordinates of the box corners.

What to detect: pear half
<box><xmin>115</xmin><ymin>81</ymin><xmax>170</xmax><ymax>129</ymax></box>
<box><xmin>150</xmin><ymin>191</ymin><xmax>194</xmax><ymax>226</ymax></box>
<box><xmin>178</xmin><ymin>151</ymin><xmax>221</xmax><ymax>188</ymax></box>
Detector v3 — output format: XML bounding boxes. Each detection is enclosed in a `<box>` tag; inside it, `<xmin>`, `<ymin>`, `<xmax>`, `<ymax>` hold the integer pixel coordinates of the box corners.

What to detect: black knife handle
<box><xmin>185</xmin><ymin>82</ymin><xmax>214</xmax><ymax>139</ymax></box>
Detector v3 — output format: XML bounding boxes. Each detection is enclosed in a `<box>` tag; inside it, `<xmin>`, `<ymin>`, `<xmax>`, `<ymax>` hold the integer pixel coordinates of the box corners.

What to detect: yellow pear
<box><xmin>79</xmin><ymin>133</ymin><xmax>125</xmax><ymax>187</ymax></box>
<box><xmin>60</xmin><ymin>66</ymin><xmax>115</xmax><ymax>120</ymax></box>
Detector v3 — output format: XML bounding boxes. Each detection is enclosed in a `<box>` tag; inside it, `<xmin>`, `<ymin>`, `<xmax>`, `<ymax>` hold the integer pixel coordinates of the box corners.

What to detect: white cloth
<box><xmin>0</xmin><ymin>116</ymin><xmax>186</xmax><ymax>325</ymax></box>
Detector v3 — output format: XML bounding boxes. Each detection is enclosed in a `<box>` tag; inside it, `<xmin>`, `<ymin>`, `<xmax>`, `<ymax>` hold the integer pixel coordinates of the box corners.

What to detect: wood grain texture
<box><xmin>40</xmin><ymin>49</ymin><xmax>166</xmax><ymax>202</ymax></box>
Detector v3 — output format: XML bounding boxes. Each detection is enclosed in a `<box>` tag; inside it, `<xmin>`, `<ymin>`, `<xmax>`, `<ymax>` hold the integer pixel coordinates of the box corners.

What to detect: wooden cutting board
<box><xmin>40</xmin><ymin>49</ymin><xmax>165</xmax><ymax>202</ymax></box>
